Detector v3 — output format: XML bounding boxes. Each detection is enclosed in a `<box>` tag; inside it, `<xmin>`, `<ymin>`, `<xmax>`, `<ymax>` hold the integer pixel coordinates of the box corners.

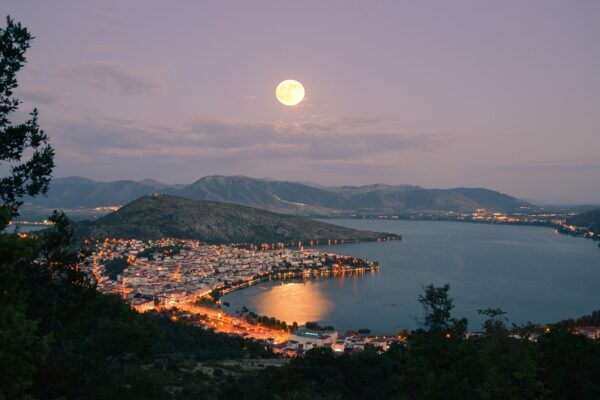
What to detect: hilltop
<box><xmin>30</xmin><ymin>175</ymin><xmax>530</xmax><ymax>214</ymax></box>
<box><xmin>73</xmin><ymin>194</ymin><xmax>398</xmax><ymax>244</ymax></box>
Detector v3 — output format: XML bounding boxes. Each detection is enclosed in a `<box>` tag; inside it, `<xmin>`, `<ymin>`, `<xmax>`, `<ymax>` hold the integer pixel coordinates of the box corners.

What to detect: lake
<box><xmin>222</xmin><ymin>219</ymin><xmax>600</xmax><ymax>334</ymax></box>
<box><xmin>5</xmin><ymin>223</ymin><xmax>46</xmax><ymax>233</ymax></box>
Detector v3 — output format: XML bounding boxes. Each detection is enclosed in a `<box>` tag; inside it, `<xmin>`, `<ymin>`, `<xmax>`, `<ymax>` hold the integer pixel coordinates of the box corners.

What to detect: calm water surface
<box><xmin>223</xmin><ymin>220</ymin><xmax>600</xmax><ymax>334</ymax></box>
<box><xmin>6</xmin><ymin>224</ymin><xmax>45</xmax><ymax>233</ymax></box>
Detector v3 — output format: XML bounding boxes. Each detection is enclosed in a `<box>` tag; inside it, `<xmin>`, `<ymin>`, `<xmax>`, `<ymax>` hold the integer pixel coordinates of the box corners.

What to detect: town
<box><xmin>80</xmin><ymin>238</ymin><xmax>385</xmax><ymax>347</ymax></box>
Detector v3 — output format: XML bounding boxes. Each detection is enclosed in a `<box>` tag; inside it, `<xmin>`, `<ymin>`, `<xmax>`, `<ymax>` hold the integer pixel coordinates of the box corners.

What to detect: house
<box><xmin>291</xmin><ymin>329</ymin><xmax>339</xmax><ymax>348</ymax></box>
<box><xmin>575</xmin><ymin>326</ymin><xmax>600</xmax><ymax>340</ymax></box>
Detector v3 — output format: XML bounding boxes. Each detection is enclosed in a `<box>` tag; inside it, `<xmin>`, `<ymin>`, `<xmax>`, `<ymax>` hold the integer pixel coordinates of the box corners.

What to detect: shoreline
<box><xmin>319</xmin><ymin>216</ymin><xmax>600</xmax><ymax>245</ymax></box>
<box><xmin>185</xmin><ymin>265</ymin><xmax>380</xmax><ymax>340</ymax></box>
<box><xmin>211</xmin><ymin>263</ymin><xmax>379</xmax><ymax>300</ymax></box>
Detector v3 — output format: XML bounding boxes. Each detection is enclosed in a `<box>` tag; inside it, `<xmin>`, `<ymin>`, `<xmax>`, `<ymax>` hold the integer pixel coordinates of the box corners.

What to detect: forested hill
<box><xmin>567</xmin><ymin>208</ymin><xmax>600</xmax><ymax>231</ymax></box>
<box><xmin>73</xmin><ymin>194</ymin><xmax>398</xmax><ymax>244</ymax></box>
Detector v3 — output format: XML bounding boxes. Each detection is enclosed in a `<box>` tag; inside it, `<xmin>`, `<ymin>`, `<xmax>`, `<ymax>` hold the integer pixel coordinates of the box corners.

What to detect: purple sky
<box><xmin>4</xmin><ymin>1</ymin><xmax>600</xmax><ymax>203</ymax></box>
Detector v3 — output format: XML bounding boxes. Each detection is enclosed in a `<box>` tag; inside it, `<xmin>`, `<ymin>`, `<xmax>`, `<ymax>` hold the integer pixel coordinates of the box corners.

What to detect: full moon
<box><xmin>275</xmin><ymin>79</ymin><xmax>305</xmax><ymax>106</ymax></box>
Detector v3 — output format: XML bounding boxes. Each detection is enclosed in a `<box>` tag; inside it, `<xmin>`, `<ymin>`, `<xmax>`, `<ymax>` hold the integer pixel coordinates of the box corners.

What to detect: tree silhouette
<box><xmin>0</xmin><ymin>16</ymin><xmax>54</xmax><ymax>398</ymax></box>
<box><xmin>419</xmin><ymin>283</ymin><xmax>455</xmax><ymax>333</ymax></box>
<box><xmin>0</xmin><ymin>16</ymin><xmax>54</xmax><ymax>229</ymax></box>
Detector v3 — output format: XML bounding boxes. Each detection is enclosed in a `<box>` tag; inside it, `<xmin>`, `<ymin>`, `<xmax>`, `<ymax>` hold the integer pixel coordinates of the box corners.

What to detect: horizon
<box><xmin>4</xmin><ymin>1</ymin><xmax>600</xmax><ymax>204</ymax></box>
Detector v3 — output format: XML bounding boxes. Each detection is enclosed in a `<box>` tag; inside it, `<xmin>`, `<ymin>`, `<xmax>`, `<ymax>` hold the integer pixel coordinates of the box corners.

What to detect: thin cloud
<box><xmin>93</xmin><ymin>9</ymin><xmax>122</xmax><ymax>20</ymax></box>
<box><xmin>44</xmin><ymin>113</ymin><xmax>460</xmax><ymax>186</ymax></box>
<box><xmin>480</xmin><ymin>159</ymin><xmax>600</xmax><ymax>172</ymax></box>
<box><xmin>15</xmin><ymin>86</ymin><xmax>61</xmax><ymax>105</ymax></box>
<box><xmin>47</xmin><ymin>114</ymin><xmax>451</xmax><ymax>169</ymax></box>
<box><xmin>51</xmin><ymin>61</ymin><xmax>159</xmax><ymax>95</ymax></box>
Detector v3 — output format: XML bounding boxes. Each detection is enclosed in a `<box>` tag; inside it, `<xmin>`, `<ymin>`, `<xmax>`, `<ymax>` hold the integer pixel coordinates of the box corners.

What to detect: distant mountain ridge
<box><xmin>73</xmin><ymin>194</ymin><xmax>397</xmax><ymax>244</ymax></box>
<box><xmin>31</xmin><ymin>175</ymin><xmax>530</xmax><ymax>213</ymax></box>
<box><xmin>26</xmin><ymin>176</ymin><xmax>182</xmax><ymax>207</ymax></box>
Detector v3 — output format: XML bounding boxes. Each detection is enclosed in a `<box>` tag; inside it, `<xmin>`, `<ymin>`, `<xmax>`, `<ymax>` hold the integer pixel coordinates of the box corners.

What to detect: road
<box><xmin>171</xmin><ymin>302</ymin><xmax>290</xmax><ymax>343</ymax></box>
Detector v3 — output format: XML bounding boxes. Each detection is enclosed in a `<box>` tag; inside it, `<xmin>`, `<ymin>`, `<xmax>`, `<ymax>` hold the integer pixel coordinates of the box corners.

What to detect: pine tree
<box><xmin>0</xmin><ymin>16</ymin><xmax>55</xmax><ymax>398</ymax></box>
<box><xmin>0</xmin><ymin>16</ymin><xmax>54</xmax><ymax>229</ymax></box>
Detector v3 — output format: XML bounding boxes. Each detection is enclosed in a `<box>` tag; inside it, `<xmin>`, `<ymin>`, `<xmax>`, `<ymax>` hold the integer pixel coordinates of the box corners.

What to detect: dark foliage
<box><xmin>222</xmin><ymin>286</ymin><xmax>600</xmax><ymax>400</ymax></box>
<box><xmin>2</xmin><ymin>212</ymin><xmax>271</xmax><ymax>399</ymax></box>
<box><xmin>556</xmin><ymin>310</ymin><xmax>600</xmax><ymax>328</ymax></box>
<box><xmin>306</xmin><ymin>321</ymin><xmax>336</xmax><ymax>332</ymax></box>
<box><xmin>0</xmin><ymin>16</ymin><xmax>54</xmax><ymax>224</ymax></box>
<box><xmin>567</xmin><ymin>208</ymin><xmax>600</xmax><ymax>231</ymax></box>
<box><xmin>102</xmin><ymin>255</ymin><xmax>130</xmax><ymax>280</ymax></box>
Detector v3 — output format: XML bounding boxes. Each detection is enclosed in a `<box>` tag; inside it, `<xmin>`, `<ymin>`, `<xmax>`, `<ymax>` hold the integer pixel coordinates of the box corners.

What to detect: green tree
<box><xmin>537</xmin><ymin>326</ymin><xmax>600</xmax><ymax>399</ymax></box>
<box><xmin>478</xmin><ymin>307</ymin><xmax>509</xmax><ymax>335</ymax></box>
<box><xmin>0</xmin><ymin>233</ymin><xmax>49</xmax><ymax>399</ymax></box>
<box><xmin>418</xmin><ymin>283</ymin><xmax>467</xmax><ymax>336</ymax></box>
<box><xmin>474</xmin><ymin>308</ymin><xmax>543</xmax><ymax>399</ymax></box>
<box><xmin>0</xmin><ymin>16</ymin><xmax>54</xmax><ymax>228</ymax></box>
<box><xmin>0</xmin><ymin>16</ymin><xmax>55</xmax><ymax>399</ymax></box>
<box><xmin>39</xmin><ymin>211</ymin><xmax>93</xmax><ymax>287</ymax></box>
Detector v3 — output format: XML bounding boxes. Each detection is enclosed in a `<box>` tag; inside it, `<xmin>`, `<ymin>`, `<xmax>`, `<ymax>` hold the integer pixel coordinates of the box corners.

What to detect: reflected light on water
<box><xmin>255</xmin><ymin>281</ymin><xmax>333</xmax><ymax>325</ymax></box>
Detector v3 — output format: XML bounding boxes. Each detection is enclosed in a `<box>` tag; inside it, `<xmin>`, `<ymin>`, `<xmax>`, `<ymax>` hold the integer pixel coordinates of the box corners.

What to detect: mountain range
<box><xmin>73</xmin><ymin>194</ymin><xmax>399</xmax><ymax>244</ymax></box>
<box><xmin>29</xmin><ymin>175</ymin><xmax>530</xmax><ymax>214</ymax></box>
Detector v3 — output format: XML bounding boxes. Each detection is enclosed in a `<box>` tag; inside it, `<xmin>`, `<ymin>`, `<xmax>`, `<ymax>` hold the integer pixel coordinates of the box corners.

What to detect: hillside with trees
<box><xmin>567</xmin><ymin>208</ymin><xmax>600</xmax><ymax>231</ymax></box>
<box><xmin>72</xmin><ymin>194</ymin><xmax>399</xmax><ymax>244</ymax></box>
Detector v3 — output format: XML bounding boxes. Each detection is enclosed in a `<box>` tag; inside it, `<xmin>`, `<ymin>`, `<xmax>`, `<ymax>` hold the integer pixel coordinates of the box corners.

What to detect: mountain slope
<box><xmin>31</xmin><ymin>175</ymin><xmax>530</xmax><ymax>213</ymax></box>
<box><xmin>177</xmin><ymin>175</ymin><xmax>350</xmax><ymax>213</ymax></box>
<box><xmin>179</xmin><ymin>176</ymin><xmax>529</xmax><ymax>212</ymax></box>
<box><xmin>26</xmin><ymin>176</ymin><xmax>181</xmax><ymax>207</ymax></box>
<box><xmin>567</xmin><ymin>208</ymin><xmax>600</xmax><ymax>231</ymax></box>
<box><xmin>74</xmin><ymin>194</ymin><xmax>398</xmax><ymax>244</ymax></box>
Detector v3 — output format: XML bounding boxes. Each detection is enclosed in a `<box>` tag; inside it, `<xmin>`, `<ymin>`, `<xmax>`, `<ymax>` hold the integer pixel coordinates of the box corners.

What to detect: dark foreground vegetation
<box><xmin>1</xmin><ymin>16</ymin><xmax>599</xmax><ymax>400</ymax></box>
<box><xmin>1</xmin><ymin>211</ymin><xmax>271</xmax><ymax>399</ymax></box>
<box><xmin>225</xmin><ymin>290</ymin><xmax>600</xmax><ymax>400</ymax></box>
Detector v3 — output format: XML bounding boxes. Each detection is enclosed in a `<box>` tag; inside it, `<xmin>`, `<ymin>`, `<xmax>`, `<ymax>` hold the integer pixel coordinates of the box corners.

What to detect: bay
<box><xmin>222</xmin><ymin>219</ymin><xmax>600</xmax><ymax>334</ymax></box>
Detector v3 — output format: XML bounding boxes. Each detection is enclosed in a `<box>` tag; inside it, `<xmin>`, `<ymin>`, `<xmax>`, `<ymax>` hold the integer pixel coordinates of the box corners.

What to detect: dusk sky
<box><xmin>5</xmin><ymin>1</ymin><xmax>600</xmax><ymax>203</ymax></box>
